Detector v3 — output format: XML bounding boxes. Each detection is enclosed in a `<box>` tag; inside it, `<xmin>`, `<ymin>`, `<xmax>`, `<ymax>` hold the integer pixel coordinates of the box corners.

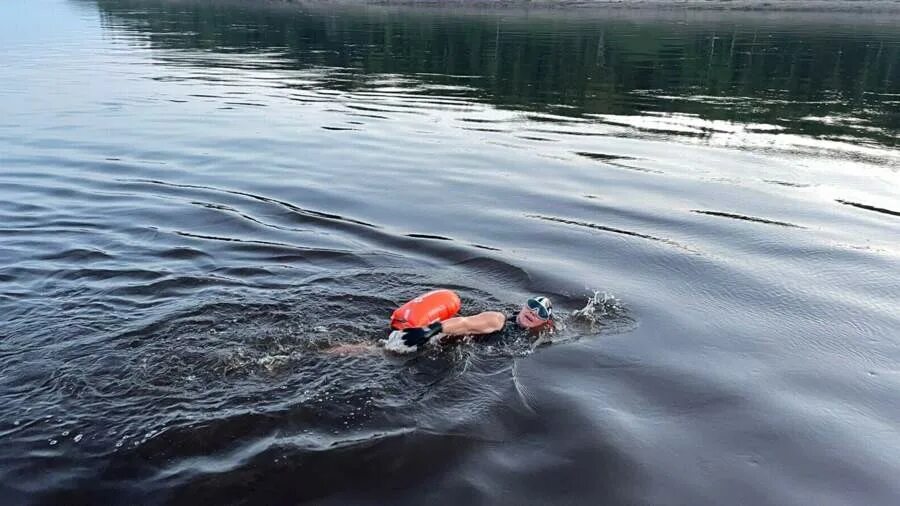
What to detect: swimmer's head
<box><xmin>516</xmin><ymin>296</ymin><xmax>552</xmax><ymax>330</ymax></box>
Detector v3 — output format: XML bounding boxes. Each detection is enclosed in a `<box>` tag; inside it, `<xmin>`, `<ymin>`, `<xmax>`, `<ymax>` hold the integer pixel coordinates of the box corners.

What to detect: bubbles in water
<box><xmin>73</xmin><ymin>434</ymin><xmax>83</xmax><ymax>443</ymax></box>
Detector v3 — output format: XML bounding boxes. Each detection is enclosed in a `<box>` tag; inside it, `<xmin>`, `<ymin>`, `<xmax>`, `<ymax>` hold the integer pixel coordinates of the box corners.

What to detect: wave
<box><xmin>836</xmin><ymin>199</ymin><xmax>900</xmax><ymax>218</ymax></box>
<box><xmin>691</xmin><ymin>210</ymin><xmax>804</xmax><ymax>228</ymax></box>
<box><xmin>528</xmin><ymin>214</ymin><xmax>698</xmax><ymax>253</ymax></box>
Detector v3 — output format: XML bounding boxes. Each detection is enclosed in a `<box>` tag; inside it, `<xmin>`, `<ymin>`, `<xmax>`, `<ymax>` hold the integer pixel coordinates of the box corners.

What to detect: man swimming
<box><xmin>383</xmin><ymin>295</ymin><xmax>554</xmax><ymax>353</ymax></box>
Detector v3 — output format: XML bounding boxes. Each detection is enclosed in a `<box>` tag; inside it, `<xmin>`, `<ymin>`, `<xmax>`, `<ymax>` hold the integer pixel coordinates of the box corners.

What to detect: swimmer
<box><xmin>384</xmin><ymin>295</ymin><xmax>554</xmax><ymax>353</ymax></box>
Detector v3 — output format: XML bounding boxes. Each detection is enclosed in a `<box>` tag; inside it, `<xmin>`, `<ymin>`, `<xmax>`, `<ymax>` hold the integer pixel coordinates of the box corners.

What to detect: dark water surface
<box><xmin>2</xmin><ymin>0</ymin><xmax>899</xmax><ymax>504</ymax></box>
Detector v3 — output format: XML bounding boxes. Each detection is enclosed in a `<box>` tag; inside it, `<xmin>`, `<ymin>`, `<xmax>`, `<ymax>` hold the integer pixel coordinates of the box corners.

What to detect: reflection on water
<box><xmin>1</xmin><ymin>0</ymin><xmax>899</xmax><ymax>504</ymax></box>
<box><xmin>92</xmin><ymin>0</ymin><xmax>899</xmax><ymax>148</ymax></box>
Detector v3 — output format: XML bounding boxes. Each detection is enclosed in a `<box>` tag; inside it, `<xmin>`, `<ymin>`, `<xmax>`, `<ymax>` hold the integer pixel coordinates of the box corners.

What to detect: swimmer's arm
<box><xmin>326</xmin><ymin>311</ymin><xmax>505</xmax><ymax>355</ymax></box>
<box><xmin>439</xmin><ymin>311</ymin><xmax>505</xmax><ymax>336</ymax></box>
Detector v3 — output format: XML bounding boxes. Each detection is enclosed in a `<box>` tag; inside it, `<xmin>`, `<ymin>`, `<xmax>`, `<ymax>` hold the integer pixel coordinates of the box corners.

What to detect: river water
<box><xmin>1</xmin><ymin>0</ymin><xmax>899</xmax><ymax>504</ymax></box>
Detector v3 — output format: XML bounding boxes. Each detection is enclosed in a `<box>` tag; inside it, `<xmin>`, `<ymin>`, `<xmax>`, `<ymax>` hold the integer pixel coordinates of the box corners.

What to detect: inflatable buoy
<box><xmin>390</xmin><ymin>289</ymin><xmax>461</xmax><ymax>330</ymax></box>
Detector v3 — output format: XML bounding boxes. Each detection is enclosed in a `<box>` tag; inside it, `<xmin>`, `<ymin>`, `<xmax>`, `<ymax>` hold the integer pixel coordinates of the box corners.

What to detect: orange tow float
<box><xmin>390</xmin><ymin>289</ymin><xmax>461</xmax><ymax>330</ymax></box>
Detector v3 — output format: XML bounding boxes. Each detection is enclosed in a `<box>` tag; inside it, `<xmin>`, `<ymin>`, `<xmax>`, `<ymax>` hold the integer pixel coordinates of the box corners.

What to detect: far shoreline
<box><xmin>292</xmin><ymin>0</ymin><xmax>900</xmax><ymax>13</ymax></box>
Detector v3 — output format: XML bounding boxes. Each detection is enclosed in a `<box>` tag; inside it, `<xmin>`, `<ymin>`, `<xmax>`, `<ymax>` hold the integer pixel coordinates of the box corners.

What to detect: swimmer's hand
<box><xmin>384</xmin><ymin>322</ymin><xmax>443</xmax><ymax>353</ymax></box>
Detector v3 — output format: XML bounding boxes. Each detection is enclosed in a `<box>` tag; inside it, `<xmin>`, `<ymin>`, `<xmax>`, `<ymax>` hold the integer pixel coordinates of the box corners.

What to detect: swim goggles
<box><xmin>526</xmin><ymin>297</ymin><xmax>552</xmax><ymax>320</ymax></box>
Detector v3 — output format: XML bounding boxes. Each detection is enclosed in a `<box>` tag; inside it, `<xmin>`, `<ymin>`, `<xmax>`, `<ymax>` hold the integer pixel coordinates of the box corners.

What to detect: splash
<box><xmin>523</xmin><ymin>292</ymin><xmax>630</xmax><ymax>350</ymax></box>
<box><xmin>568</xmin><ymin>291</ymin><xmax>631</xmax><ymax>332</ymax></box>
<box><xmin>382</xmin><ymin>330</ymin><xmax>420</xmax><ymax>354</ymax></box>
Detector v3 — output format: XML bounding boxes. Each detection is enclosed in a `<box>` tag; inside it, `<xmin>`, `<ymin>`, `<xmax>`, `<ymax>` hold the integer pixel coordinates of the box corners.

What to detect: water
<box><xmin>1</xmin><ymin>0</ymin><xmax>899</xmax><ymax>504</ymax></box>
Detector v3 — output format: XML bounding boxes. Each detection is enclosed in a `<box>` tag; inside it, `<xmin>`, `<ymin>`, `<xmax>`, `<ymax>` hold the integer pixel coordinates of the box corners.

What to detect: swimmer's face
<box><xmin>516</xmin><ymin>297</ymin><xmax>552</xmax><ymax>330</ymax></box>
